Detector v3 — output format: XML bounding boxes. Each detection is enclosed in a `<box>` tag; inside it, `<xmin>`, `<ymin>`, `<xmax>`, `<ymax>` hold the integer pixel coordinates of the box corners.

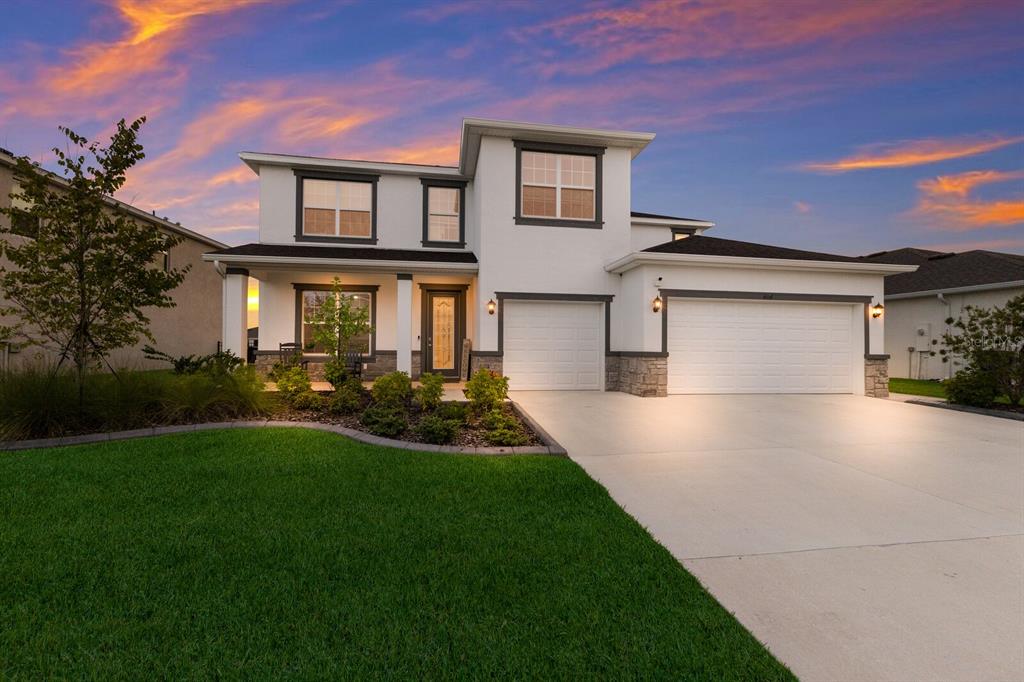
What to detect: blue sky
<box><xmin>1</xmin><ymin>0</ymin><xmax>1022</xmax><ymax>254</ymax></box>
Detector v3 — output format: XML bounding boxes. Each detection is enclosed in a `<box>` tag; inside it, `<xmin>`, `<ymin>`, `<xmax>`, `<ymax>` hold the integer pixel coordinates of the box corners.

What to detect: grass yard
<box><xmin>0</xmin><ymin>429</ymin><xmax>792</xmax><ymax>680</ymax></box>
<box><xmin>889</xmin><ymin>377</ymin><xmax>948</xmax><ymax>398</ymax></box>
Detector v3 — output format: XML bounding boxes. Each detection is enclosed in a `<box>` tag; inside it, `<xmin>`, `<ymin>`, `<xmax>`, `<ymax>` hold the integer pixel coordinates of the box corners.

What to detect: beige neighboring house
<box><xmin>0</xmin><ymin>148</ymin><xmax>228</xmax><ymax>370</ymax></box>
<box><xmin>863</xmin><ymin>247</ymin><xmax>1024</xmax><ymax>380</ymax></box>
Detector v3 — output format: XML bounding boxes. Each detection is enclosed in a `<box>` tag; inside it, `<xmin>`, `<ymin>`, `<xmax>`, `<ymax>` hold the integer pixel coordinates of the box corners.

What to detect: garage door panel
<box><xmin>668</xmin><ymin>299</ymin><xmax>854</xmax><ymax>394</ymax></box>
<box><xmin>503</xmin><ymin>301</ymin><xmax>603</xmax><ymax>391</ymax></box>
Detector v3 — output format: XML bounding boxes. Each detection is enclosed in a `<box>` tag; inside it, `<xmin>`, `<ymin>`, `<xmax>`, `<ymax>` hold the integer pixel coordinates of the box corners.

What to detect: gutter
<box><xmin>604</xmin><ymin>251</ymin><xmax>919</xmax><ymax>275</ymax></box>
<box><xmin>885</xmin><ymin>280</ymin><xmax>1024</xmax><ymax>300</ymax></box>
<box><xmin>201</xmin><ymin>252</ymin><xmax>479</xmax><ymax>273</ymax></box>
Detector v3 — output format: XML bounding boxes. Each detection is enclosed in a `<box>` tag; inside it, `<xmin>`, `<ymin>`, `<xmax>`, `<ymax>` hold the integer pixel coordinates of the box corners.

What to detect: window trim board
<box><xmin>420</xmin><ymin>178</ymin><xmax>467</xmax><ymax>249</ymax></box>
<box><xmin>292</xmin><ymin>282</ymin><xmax>379</xmax><ymax>359</ymax></box>
<box><xmin>513</xmin><ymin>139</ymin><xmax>604</xmax><ymax>229</ymax></box>
<box><xmin>294</xmin><ymin>169</ymin><xmax>379</xmax><ymax>244</ymax></box>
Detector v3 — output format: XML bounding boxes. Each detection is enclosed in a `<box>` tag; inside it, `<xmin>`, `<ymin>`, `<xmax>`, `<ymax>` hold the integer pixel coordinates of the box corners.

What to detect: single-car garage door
<box><xmin>667</xmin><ymin>299</ymin><xmax>856</xmax><ymax>394</ymax></box>
<box><xmin>503</xmin><ymin>301</ymin><xmax>603</xmax><ymax>390</ymax></box>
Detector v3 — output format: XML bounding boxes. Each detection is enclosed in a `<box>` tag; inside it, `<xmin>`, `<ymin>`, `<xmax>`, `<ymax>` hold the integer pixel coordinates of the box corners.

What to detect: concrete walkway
<box><xmin>510</xmin><ymin>391</ymin><xmax>1024</xmax><ymax>681</ymax></box>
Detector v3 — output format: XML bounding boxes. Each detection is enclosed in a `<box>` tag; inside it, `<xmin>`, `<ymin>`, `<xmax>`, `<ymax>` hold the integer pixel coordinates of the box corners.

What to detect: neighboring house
<box><xmin>0</xmin><ymin>148</ymin><xmax>227</xmax><ymax>370</ymax></box>
<box><xmin>862</xmin><ymin>247</ymin><xmax>1024</xmax><ymax>380</ymax></box>
<box><xmin>204</xmin><ymin>118</ymin><xmax>911</xmax><ymax>397</ymax></box>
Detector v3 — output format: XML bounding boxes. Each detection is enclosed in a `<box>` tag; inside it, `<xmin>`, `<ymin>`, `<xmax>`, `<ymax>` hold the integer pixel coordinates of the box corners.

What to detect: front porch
<box><xmin>210</xmin><ymin>244</ymin><xmax>483</xmax><ymax>381</ymax></box>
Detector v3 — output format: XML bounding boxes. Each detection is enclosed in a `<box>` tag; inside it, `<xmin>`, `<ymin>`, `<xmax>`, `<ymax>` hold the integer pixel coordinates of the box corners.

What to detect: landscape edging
<box><xmin>0</xmin><ymin>402</ymin><xmax>569</xmax><ymax>455</ymax></box>
<box><xmin>906</xmin><ymin>399</ymin><xmax>1024</xmax><ymax>421</ymax></box>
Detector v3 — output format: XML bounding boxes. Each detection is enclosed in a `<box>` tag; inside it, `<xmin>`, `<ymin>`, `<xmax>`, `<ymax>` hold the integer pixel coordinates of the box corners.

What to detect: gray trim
<box><xmin>863</xmin><ymin>303</ymin><xmax>871</xmax><ymax>357</ymax></box>
<box><xmin>225</xmin><ymin>266</ymin><xmax>249</xmax><ymax>276</ymax></box>
<box><xmin>396</xmin><ymin>273</ymin><xmax>413</xmax><ymax>281</ymax></box>
<box><xmin>294</xmin><ymin>169</ymin><xmax>379</xmax><ymax>245</ymax></box>
<box><xmin>607</xmin><ymin>351</ymin><xmax>669</xmax><ymax>358</ymax></box>
<box><xmin>660</xmin><ymin>289</ymin><xmax>872</xmax><ymax>303</ymax></box>
<box><xmin>420</xmin><ymin>178</ymin><xmax>467</xmax><ymax>249</ymax></box>
<box><xmin>513</xmin><ymin>139</ymin><xmax>604</xmax><ymax>229</ymax></box>
<box><xmin>495</xmin><ymin>292</ymin><xmax>613</xmax><ymax>354</ymax></box>
<box><xmin>470</xmin><ymin>350</ymin><xmax>503</xmax><ymax>357</ymax></box>
<box><xmin>292</xmin><ymin>283</ymin><xmax>379</xmax><ymax>359</ymax></box>
<box><xmin>865</xmin><ymin>354</ymin><xmax>891</xmax><ymax>360</ymax></box>
<box><xmin>419</xmin><ymin>284</ymin><xmax>467</xmax><ymax>379</ymax></box>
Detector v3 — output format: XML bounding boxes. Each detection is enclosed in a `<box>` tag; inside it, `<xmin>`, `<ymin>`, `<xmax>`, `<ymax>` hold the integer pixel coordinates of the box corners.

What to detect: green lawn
<box><xmin>0</xmin><ymin>429</ymin><xmax>791</xmax><ymax>680</ymax></box>
<box><xmin>889</xmin><ymin>377</ymin><xmax>948</xmax><ymax>398</ymax></box>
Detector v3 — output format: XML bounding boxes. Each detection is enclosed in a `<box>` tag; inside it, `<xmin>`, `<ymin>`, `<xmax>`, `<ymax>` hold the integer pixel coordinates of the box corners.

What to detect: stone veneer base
<box><xmin>0</xmin><ymin>405</ymin><xmax>568</xmax><ymax>457</ymax></box>
<box><xmin>606</xmin><ymin>354</ymin><xmax>667</xmax><ymax>397</ymax></box>
<box><xmin>864</xmin><ymin>357</ymin><xmax>890</xmax><ymax>398</ymax></box>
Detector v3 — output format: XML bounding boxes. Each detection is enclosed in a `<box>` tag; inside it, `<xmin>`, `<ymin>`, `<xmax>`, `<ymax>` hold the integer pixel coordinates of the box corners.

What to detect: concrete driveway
<box><xmin>511</xmin><ymin>392</ymin><xmax>1024</xmax><ymax>681</ymax></box>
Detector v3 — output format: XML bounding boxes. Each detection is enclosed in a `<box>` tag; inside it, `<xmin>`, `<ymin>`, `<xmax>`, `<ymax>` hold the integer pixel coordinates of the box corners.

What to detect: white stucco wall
<box><xmin>473</xmin><ymin>137</ymin><xmax>633</xmax><ymax>350</ymax></box>
<box><xmin>885</xmin><ymin>285</ymin><xmax>1023</xmax><ymax>380</ymax></box>
<box><xmin>255</xmin><ymin>270</ymin><xmax>475</xmax><ymax>353</ymax></box>
<box><xmin>620</xmin><ymin>263</ymin><xmax>886</xmax><ymax>355</ymax></box>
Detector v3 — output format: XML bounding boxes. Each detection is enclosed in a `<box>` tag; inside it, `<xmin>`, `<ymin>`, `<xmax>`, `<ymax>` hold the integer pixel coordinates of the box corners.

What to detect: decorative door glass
<box><xmin>432</xmin><ymin>295</ymin><xmax>455</xmax><ymax>370</ymax></box>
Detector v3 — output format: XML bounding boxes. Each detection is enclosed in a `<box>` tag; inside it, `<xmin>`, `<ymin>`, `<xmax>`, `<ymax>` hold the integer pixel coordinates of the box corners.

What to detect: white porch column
<box><xmin>222</xmin><ymin>268</ymin><xmax>248</xmax><ymax>359</ymax></box>
<box><xmin>396</xmin><ymin>273</ymin><xmax>413</xmax><ymax>374</ymax></box>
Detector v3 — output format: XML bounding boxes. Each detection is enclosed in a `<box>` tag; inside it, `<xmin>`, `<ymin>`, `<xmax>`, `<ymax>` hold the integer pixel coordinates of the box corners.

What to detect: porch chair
<box><xmin>278</xmin><ymin>342</ymin><xmax>309</xmax><ymax>370</ymax></box>
<box><xmin>344</xmin><ymin>350</ymin><xmax>363</xmax><ymax>379</ymax></box>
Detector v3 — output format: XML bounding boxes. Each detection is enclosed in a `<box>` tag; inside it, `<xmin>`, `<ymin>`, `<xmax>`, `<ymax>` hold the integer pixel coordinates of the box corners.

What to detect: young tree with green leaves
<box><xmin>305</xmin><ymin>277</ymin><xmax>374</xmax><ymax>384</ymax></box>
<box><xmin>0</xmin><ymin>117</ymin><xmax>188</xmax><ymax>395</ymax></box>
<box><xmin>937</xmin><ymin>293</ymin><xmax>1024</xmax><ymax>406</ymax></box>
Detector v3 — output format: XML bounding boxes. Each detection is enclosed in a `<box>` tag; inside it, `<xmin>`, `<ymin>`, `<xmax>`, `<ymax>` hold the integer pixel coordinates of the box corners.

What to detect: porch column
<box><xmin>222</xmin><ymin>268</ymin><xmax>248</xmax><ymax>359</ymax></box>
<box><xmin>396</xmin><ymin>273</ymin><xmax>413</xmax><ymax>374</ymax></box>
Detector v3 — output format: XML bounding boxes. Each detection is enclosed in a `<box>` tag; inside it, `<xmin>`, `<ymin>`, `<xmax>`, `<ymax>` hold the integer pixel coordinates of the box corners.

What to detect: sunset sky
<box><xmin>1</xmin><ymin>0</ymin><xmax>1022</xmax><ymax>254</ymax></box>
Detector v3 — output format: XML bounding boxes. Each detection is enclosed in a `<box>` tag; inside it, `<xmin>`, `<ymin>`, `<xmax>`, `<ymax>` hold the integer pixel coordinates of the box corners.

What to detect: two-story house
<box><xmin>204</xmin><ymin>118</ymin><xmax>913</xmax><ymax>397</ymax></box>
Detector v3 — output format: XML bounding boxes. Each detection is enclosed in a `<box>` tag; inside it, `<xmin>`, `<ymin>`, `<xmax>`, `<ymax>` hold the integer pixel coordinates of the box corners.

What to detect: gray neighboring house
<box><xmin>0</xmin><ymin>148</ymin><xmax>228</xmax><ymax>370</ymax></box>
<box><xmin>863</xmin><ymin>247</ymin><xmax>1024</xmax><ymax>380</ymax></box>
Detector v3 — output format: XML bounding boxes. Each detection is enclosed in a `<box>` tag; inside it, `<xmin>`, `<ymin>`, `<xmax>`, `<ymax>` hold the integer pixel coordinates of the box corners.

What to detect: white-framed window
<box><xmin>302</xmin><ymin>178</ymin><xmax>373</xmax><ymax>238</ymax></box>
<box><xmin>426</xmin><ymin>186</ymin><xmax>461</xmax><ymax>242</ymax></box>
<box><xmin>520</xmin><ymin>151</ymin><xmax>596</xmax><ymax>220</ymax></box>
<box><xmin>300</xmin><ymin>289</ymin><xmax>373</xmax><ymax>354</ymax></box>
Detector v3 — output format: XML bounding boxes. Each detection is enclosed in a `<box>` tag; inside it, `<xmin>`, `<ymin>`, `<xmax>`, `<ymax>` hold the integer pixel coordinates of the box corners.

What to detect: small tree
<box><xmin>0</xmin><ymin>117</ymin><xmax>187</xmax><ymax>397</ymax></box>
<box><xmin>306</xmin><ymin>277</ymin><xmax>373</xmax><ymax>362</ymax></box>
<box><xmin>936</xmin><ymin>294</ymin><xmax>1024</xmax><ymax>405</ymax></box>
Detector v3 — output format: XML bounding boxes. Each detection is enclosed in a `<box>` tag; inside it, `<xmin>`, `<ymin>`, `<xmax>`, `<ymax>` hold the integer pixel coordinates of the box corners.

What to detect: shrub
<box><xmin>464</xmin><ymin>369</ymin><xmax>509</xmax><ymax>413</ymax></box>
<box><xmin>413</xmin><ymin>372</ymin><xmax>445</xmax><ymax>411</ymax></box>
<box><xmin>328</xmin><ymin>376</ymin><xmax>366</xmax><ymax>415</ymax></box>
<box><xmin>323</xmin><ymin>358</ymin><xmax>349</xmax><ymax>391</ymax></box>
<box><xmin>360</xmin><ymin>404</ymin><xmax>407</xmax><ymax>438</ymax></box>
<box><xmin>371</xmin><ymin>371</ymin><xmax>412</xmax><ymax>407</ymax></box>
<box><xmin>143</xmin><ymin>345</ymin><xmax>243</xmax><ymax>376</ymax></box>
<box><xmin>481</xmin><ymin>407</ymin><xmax>529</xmax><ymax>446</ymax></box>
<box><xmin>434</xmin><ymin>402</ymin><xmax>467</xmax><ymax>423</ymax></box>
<box><xmin>290</xmin><ymin>390</ymin><xmax>326</xmax><ymax>411</ymax></box>
<box><xmin>160</xmin><ymin>368</ymin><xmax>268</xmax><ymax>423</ymax></box>
<box><xmin>416</xmin><ymin>414</ymin><xmax>461</xmax><ymax>444</ymax></box>
<box><xmin>945</xmin><ymin>369</ymin><xmax>998</xmax><ymax>408</ymax></box>
<box><xmin>275</xmin><ymin>366</ymin><xmax>311</xmax><ymax>401</ymax></box>
<box><xmin>268</xmin><ymin>349</ymin><xmax>303</xmax><ymax>382</ymax></box>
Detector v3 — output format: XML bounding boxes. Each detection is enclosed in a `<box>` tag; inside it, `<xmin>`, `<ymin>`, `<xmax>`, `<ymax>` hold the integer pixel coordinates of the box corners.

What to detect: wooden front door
<box><xmin>423</xmin><ymin>290</ymin><xmax>464</xmax><ymax>379</ymax></box>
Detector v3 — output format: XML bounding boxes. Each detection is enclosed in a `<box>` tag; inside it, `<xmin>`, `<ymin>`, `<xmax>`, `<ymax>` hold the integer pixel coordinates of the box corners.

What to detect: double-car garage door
<box><xmin>500</xmin><ymin>297</ymin><xmax>857</xmax><ymax>394</ymax></box>
<box><xmin>666</xmin><ymin>299</ymin><xmax>855</xmax><ymax>394</ymax></box>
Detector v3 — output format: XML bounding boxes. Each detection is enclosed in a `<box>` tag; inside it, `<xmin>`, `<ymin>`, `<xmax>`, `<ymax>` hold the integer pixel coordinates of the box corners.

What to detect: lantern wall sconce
<box><xmin>652</xmin><ymin>295</ymin><xmax>663</xmax><ymax>313</ymax></box>
<box><xmin>871</xmin><ymin>303</ymin><xmax>884</xmax><ymax>318</ymax></box>
<box><xmin>487</xmin><ymin>299</ymin><xmax>496</xmax><ymax>315</ymax></box>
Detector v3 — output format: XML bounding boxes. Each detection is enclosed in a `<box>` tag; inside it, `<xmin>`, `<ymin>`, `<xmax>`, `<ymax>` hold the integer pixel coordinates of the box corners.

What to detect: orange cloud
<box><xmin>912</xmin><ymin>169</ymin><xmax>1024</xmax><ymax>230</ymax></box>
<box><xmin>524</xmin><ymin>0</ymin><xmax>975</xmax><ymax>76</ymax></box>
<box><xmin>804</xmin><ymin>135</ymin><xmax>1024</xmax><ymax>172</ymax></box>
<box><xmin>794</xmin><ymin>201</ymin><xmax>812</xmax><ymax>214</ymax></box>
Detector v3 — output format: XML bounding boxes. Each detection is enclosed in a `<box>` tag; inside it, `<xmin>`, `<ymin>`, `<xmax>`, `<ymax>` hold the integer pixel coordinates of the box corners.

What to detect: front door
<box><xmin>424</xmin><ymin>290</ymin><xmax>464</xmax><ymax>378</ymax></box>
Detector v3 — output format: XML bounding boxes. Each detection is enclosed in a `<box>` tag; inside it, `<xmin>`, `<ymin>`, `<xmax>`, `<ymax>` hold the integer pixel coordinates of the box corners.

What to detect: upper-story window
<box><xmin>421</xmin><ymin>179</ymin><xmax>466</xmax><ymax>248</ymax></box>
<box><xmin>672</xmin><ymin>227</ymin><xmax>695</xmax><ymax>240</ymax></box>
<box><xmin>8</xmin><ymin>181</ymin><xmax>39</xmax><ymax>239</ymax></box>
<box><xmin>515</xmin><ymin>141</ymin><xmax>603</xmax><ymax>229</ymax></box>
<box><xmin>295</xmin><ymin>171</ymin><xmax>378</xmax><ymax>244</ymax></box>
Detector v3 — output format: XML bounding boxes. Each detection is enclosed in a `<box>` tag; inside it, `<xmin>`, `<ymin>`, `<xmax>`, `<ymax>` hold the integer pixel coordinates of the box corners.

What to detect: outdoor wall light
<box><xmin>652</xmin><ymin>295</ymin><xmax>663</xmax><ymax>313</ymax></box>
<box><xmin>487</xmin><ymin>299</ymin><xmax>496</xmax><ymax>315</ymax></box>
<box><xmin>871</xmin><ymin>303</ymin><xmax>884</xmax><ymax>318</ymax></box>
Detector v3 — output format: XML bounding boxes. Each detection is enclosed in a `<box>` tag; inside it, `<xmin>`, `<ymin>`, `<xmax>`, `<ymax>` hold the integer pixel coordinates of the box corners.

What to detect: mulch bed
<box><xmin>266</xmin><ymin>394</ymin><xmax>543</xmax><ymax>447</ymax></box>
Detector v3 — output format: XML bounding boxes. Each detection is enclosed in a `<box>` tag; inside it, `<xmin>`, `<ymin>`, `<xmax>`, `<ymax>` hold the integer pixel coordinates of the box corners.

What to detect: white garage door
<box><xmin>503</xmin><ymin>301</ymin><xmax>603</xmax><ymax>390</ymax></box>
<box><xmin>667</xmin><ymin>299</ymin><xmax>855</xmax><ymax>394</ymax></box>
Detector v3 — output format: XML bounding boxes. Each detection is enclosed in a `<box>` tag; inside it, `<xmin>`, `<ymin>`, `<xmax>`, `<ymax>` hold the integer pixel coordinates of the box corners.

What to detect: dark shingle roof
<box><xmin>207</xmin><ymin>243</ymin><xmax>478</xmax><ymax>263</ymax></box>
<box><xmin>631</xmin><ymin>210</ymin><xmax>710</xmax><ymax>222</ymax></box>
<box><xmin>873</xmin><ymin>250</ymin><xmax>1024</xmax><ymax>296</ymax></box>
<box><xmin>861</xmin><ymin>247</ymin><xmax>944</xmax><ymax>265</ymax></box>
<box><xmin>643</xmin><ymin>235</ymin><xmax>862</xmax><ymax>262</ymax></box>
